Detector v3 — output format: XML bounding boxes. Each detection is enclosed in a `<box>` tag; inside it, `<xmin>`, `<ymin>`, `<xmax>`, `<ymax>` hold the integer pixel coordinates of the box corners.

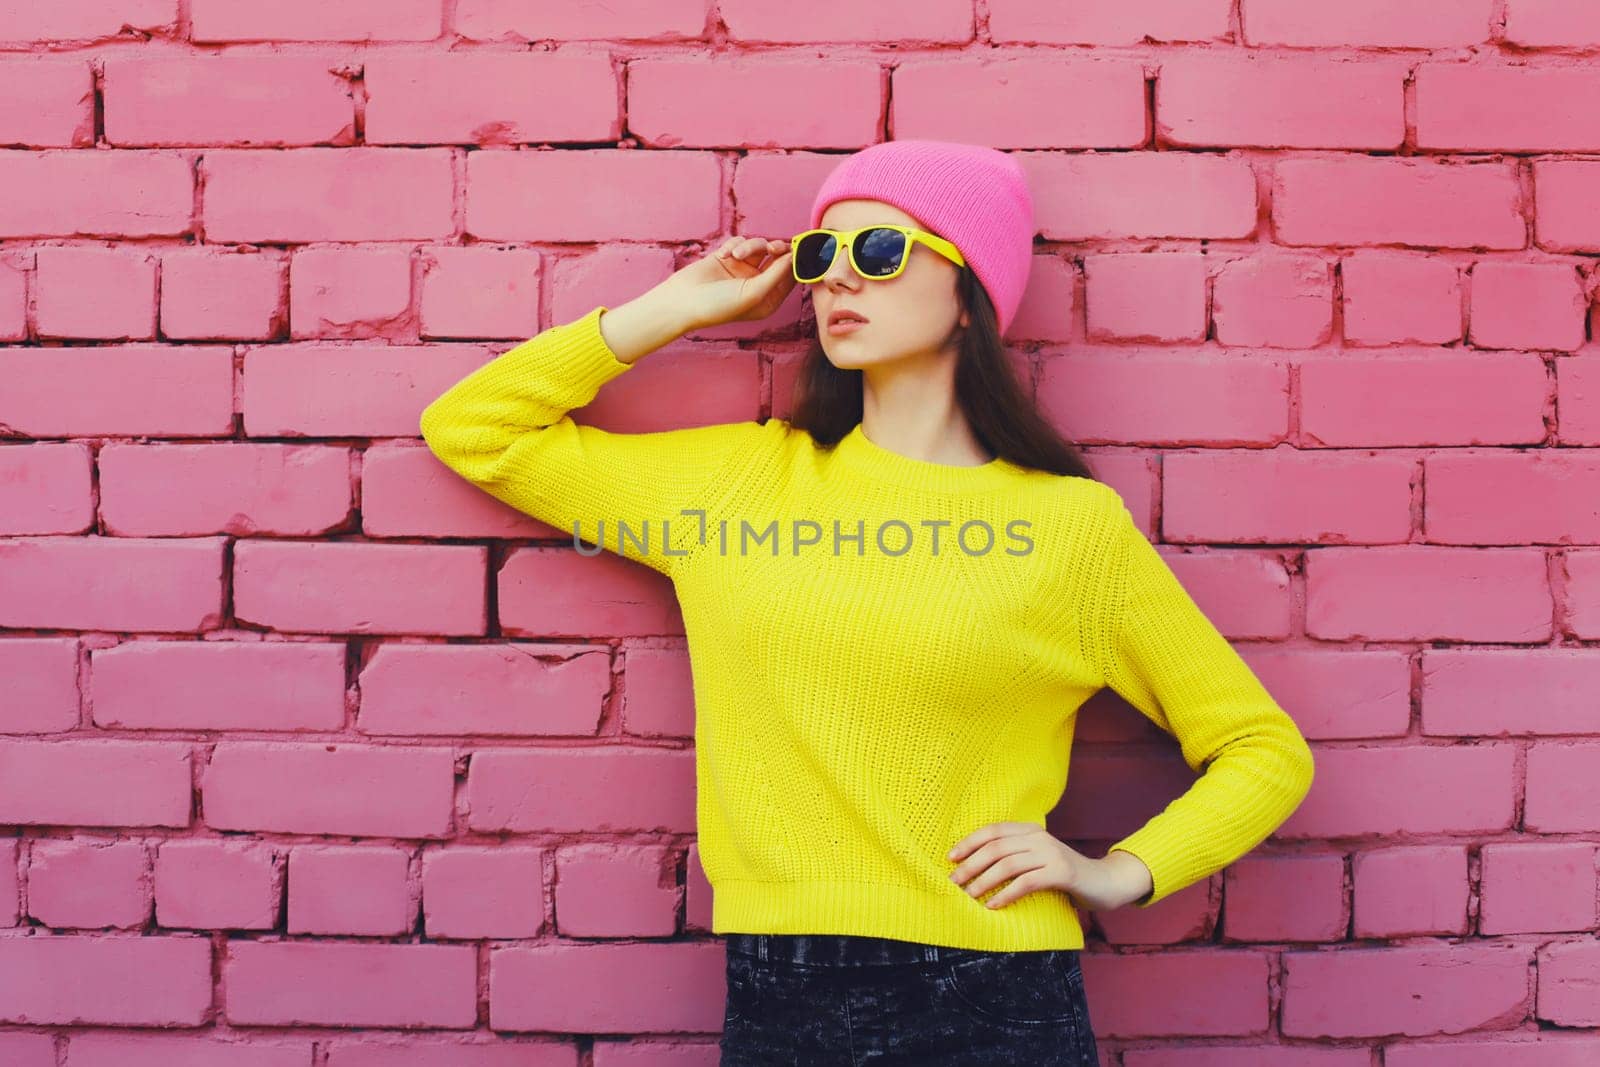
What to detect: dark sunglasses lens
<box><xmin>855</xmin><ymin>227</ymin><xmax>907</xmax><ymax>276</ymax></box>
<box><xmin>795</xmin><ymin>232</ymin><xmax>837</xmax><ymax>279</ymax></box>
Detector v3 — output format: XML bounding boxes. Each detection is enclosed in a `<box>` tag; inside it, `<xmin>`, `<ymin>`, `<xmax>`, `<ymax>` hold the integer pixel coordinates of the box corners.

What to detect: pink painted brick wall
<box><xmin>0</xmin><ymin>0</ymin><xmax>1597</xmax><ymax>1061</ymax></box>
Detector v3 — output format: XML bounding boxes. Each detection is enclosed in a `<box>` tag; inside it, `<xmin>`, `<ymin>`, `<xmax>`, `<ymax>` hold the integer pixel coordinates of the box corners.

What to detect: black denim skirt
<box><xmin>718</xmin><ymin>931</ymin><xmax>1099</xmax><ymax>1066</ymax></box>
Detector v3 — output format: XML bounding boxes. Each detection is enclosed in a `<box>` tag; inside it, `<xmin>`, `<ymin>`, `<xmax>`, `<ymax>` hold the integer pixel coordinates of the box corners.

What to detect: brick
<box><xmin>1212</xmin><ymin>254</ymin><xmax>1333</xmax><ymax>348</ymax></box>
<box><xmin>1305</xmin><ymin>546</ymin><xmax>1551</xmax><ymax>642</ymax></box>
<box><xmin>288</xmin><ymin>246</ymin><xmax>412</xmax><ymax>339</ymax></box>
<box><xmin>1241</xmin><ymin>0</ymin><xmax>1494</xmax><ymax>48</ymax></box>
<box><xmin>0</xmin><ymin>637</ymin><xmax>80</xmax><ymax>733</ymax></box>
<box><xmin>1222</xmin><ymin>855</ymin><xmax>1346</xmax><ymax>942</ymax></box>
<box><xmin>1225</xmin><ymin>648</ymin><xmax>1412</xmax><ymax>741</ymax></box>
<box><xmin>466</xmin><ymin>148</ymin><xmax>718</xmax><ymax>242</ymax></box>
<box><xmin>488</xmin><ymin>941</ymin><xmax>732</xmax><ymax>1033</ymax></box>
<box><xmin>0</xmin><ymin>149</ymin><xmax>193</xmax><ymax>238</ymax></box>
<box><xmin>1051</xmin><ymin>950</ymin><xmax>1270</xmax><ymax>1037</ymax></box>
<box><xmin>1083</xmin><ymin>253</ymin><xmax>1206</xmax><ymax>341</ymax></box>
<box><xmin>359</xmin><ymin>443</ymin><xmax>552</xmax><ymax>539</ymax></box>
<box><xmin>1469</xmin><ymin>260</ymin><xmax>1587</xmax><ymax>351</ymax></box>
<box><xmin>629</xmin><ymin>55</ymin><xmax>879</xmax><ymax>149</ymax></box>
<box><xmin>1417</xmin><ymin>64</ymin><xmax>1600</xmax><ymax>152</ymax></box>
<box><xmin>1163</xmin><ymin>448</ymin><xmax>1412</xmax><ymax>544</ymax></box>
<box><xmin>1004</xmin><ymin>254</ymin><xmax>1075</xmax><ymax>342</ymax></box>
<box><xmin>364</xmin><ymin>51</ymin><xmax>615</xmax><ymax>145</ymax></box>
<box><xmin>1537</xmin><ymin>942</ymin><xmax>1600</xmax><ymax>1027</ymax></box>
<box><xmin>91</xmin><ymin>640</ymin><xmax>346</xmax><ymax>731</ymax></box>
<box><xmin>0</xmin><ymin>1034</ymin><xmax>52</xmax><ymax>1067</ymax></box>
<box><xmin>1479</xmin><ymin>842</ymin><xmax>1598</xmax><ymax>934</ymax></box>
<box><xmin>618</xmin><ymin>643</ymin><xmax>696</xmax><ymax>738</ymax></box>
<box><xmin>1426</xmin><ymin>649</ymin><xmax>1600</xmax><ymax>738</ymax></box>
<box><xmin>0</xmin><ymin>252</ymin><xmax>24</xmax><ymax>339</ymax></box>
<box><xmin>0</xmin><ymin>840</ymin><xmax>17</xmax><ymax>924</ymax></box>
<box><xmin>241</xmin><ymin>341</ymin><xmax>486</xmax><ymax>438</ymax></box>
<box><xmin>35</xmin><ymin>245</ymin><xmax>158</xmax><ymax>340</ymax></box>
<box><xmin>1534</xmin><ymin>160</ymin><xmax>1600</xmax><ymax>253</ymax></box>
<box><xmin>1570</xmin><ymin>551</ymin><xmax>1600</xmax><ymax>635</ymax></box>
<box><xmin>190</xmin><ymin>0</ymin><xmax>442</xmax><ymax>42</ymax></box>
<box><xmin>895</xmin><ymin>56</ymin><xmax>1146</xmax><ymax>148</ymax></box>
<box><xmin>1353</xmin><ymin>846</ymin><xmax>1470</xmax><ymax>938</ymax></box>
<box><xmin>1504</xmin><ymin>0</ymin><xmax>1600</xmax><ymax>48</ymax></box>
<box><xmin>225</xmin><ymin>941</ymin><xmax>475</xmax><ymax>1027</ymax></box>
<box><xmin>103</xmin><ymin>55</ymin><xmax>355</xmax><ymax>147</ymax></box>
<box><xmin>1280</xmin><ymin>742</ymin><xmax>1516</xmax><ymax>844</ymax></box>
<box><xmin>26</xmin><ymin>839</ymin><xmax>151</xmax><ymax>928</ymax></box>
<box><xmin>358</xmin><ymin>643</ymin><xmax>610</xmax><ymax>736</ymax></box>
<box><xmin>0</xmin><ymin>0</ymin><xmax>177</xmax><ymax>43</ymax></box>
<box><xmin>63</xmin><ymin>1035</ymin><xmax>307</xmax><ymax>1067</ymax></box>
<box><xmin>498</xmin><ymin>547</ymin><xmax>684</xmax><ymax>638</ymax></box>
<box><xmin>454</xmin><ymin>0</ymin><xmax>704</xmax><ymax>41</ymax></box>
<box><xmin>0</xmin><ymin>347</ymin><xmax>233</xmax><ymax>438</ymax></box>
<box><xmin>553</xmin><ymin>843</ymin><xmax>678</xmax><ymax>937</ymax></box>
<box><xmin>232</xmin><ymin>540</ymin><xmax>486</xmax><ymax>636</ymax></box>
<box><xmin>287</xmin><ymin>846</ymin><xmax>413</xmax><ymax>935</ymax></box>
<box><xmin>418</xmin><ymin>246</ymin><xmax>541</xmax><ymax>340</ymax></box>
<box><xmin>0</xmin><ymin>443</ymin><xmax>92</xmax><ymax>535</ymax></box>
<box><xmin>203</xmin><ymin>742</ymin><xmax>456</xmax><ymax>837</ymax></box>
<box><xmin>1525</xmin><ymin>742</ymin><xmax>1600</xmax><ymax>833</ymax></box>
<box><xmin>1027</xmin><ymin>152</ymin><xmax>1257</xmax><ymax>240</ymax></box>
<box><xmin>1281</xmin><ymin>944</ymin><xmax>1528</xmax><ymax>1038</ymax></box>
<box><xmin>1038</xmin><ymin>349</ymin><xmax>1289</xmax><ymax>446</ymax></box>
<box><xmin>421</xmin><ymin>846</ymin><xmax>544</xmax><ymax>939</ymax></box>
<box><xmin>0</xmin><ymin>536</ymin><xmax>226</xmax><ymax>632</ymax></box>
<box><xmin>203</xmin><ymin>148</ymin><xmax>454</xmax><ymax>243</ymax></box>
<box><xmin>98</xmin><ymin>442</ymin><xmax>352</xmax><ymax>537</ymax></box>
<box><xmin>1274</xmin><ymin>157</ymin><xmax>1524</xmax><ymax>250</ymax></box>
<box><xmin>1158</xmin><ymin>54</ymin><xmax>1404</xmax><ymax>149</ymax></box>
<box><xmin>0</xmin><ymin>739</ymin><xmax>192</xmax><ymax>828</ymax></box>
<box><xmin>988</xmin><ymin>0</ymin><xmax>1232</xmax><ymax>45</ymax></box>
<box><xmin>1094</xmin><ymin>874</ymin><xmax>1215</xmax><ymax>946</ymax></box>
<box><xmin>0</xmin><ymin>57</ymin><xmax>94</xmax><ymax>146</ymax></box>
<box><xmin>1424</xmin><ymin>450</ymin><xmax>1600</xmax><ymax>544</ymax></box>
<box><xmin>548</xmin><ymin>243</ymin><xmax>677</xmax><ymax>337</ymax></box>
<box><xmin>1557</xmin><ymin>356</ymin><xmax>1600</xmax><ymax>445</ymax></box>
<box><xmin>0</xmin><ymin>935</ymin><xmax>210</xmax><ymax>1025</ymax></box>
<box><xmin>724</xmin><ymin>0</ymin><xmax>972</xmax><ymax>42</ymax></box>
<box><xmin>154</xmin><ymin>839</ymin><xmax>280</xmax><ymax>930</ymax></box>
<box><xmin>158</xmin><ymin>249</ymin><xmax>284</xmax><ymax>340</ymax></box>
<box><xmin>466</xmin><ymin>747</ymin><xmax>695</xmax><ymax>833</ymax></box>
<box><xmin>1339</xmin><ymin>253</ymin><xmax>1463</xmax><ymax>346</ymax></box>
<box><xmin>1298</xmin><ymin>351</ymin><xmax>1547</xmax><ymax>447</ymax></box>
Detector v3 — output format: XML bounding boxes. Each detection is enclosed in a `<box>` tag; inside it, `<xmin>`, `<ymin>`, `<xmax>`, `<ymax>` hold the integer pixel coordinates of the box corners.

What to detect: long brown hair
<box><xmin>785</xmin><ymin>264</ymin><xmax>1102</xmax><ymax>482</ymax></box>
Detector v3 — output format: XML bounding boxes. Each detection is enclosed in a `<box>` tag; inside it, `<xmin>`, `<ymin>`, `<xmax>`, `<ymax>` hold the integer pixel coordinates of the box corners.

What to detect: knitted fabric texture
<box><xmin>418</xmin><ymin>306</ymin><xmax>1316</xmax><ymax>951</ymax></box>
<box><xmin>808</xmin><ymin>139</ymin><xmax>1036</xmax><ymax>337</ymax></box>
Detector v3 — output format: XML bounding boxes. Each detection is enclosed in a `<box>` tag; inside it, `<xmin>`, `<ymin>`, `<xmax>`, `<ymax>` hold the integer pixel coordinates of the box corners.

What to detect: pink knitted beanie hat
<box><xmin>807</xmin><ymin>139</ymin><xmax>1036</xmax><ymax>336</ymax></box>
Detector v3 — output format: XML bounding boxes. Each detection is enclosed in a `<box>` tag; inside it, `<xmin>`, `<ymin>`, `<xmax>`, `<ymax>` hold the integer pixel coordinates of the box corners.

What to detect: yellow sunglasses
<box><xmin>790</xmin><ymin>224</ymin><xmax>966</xmax><ymax>283</ymax></box>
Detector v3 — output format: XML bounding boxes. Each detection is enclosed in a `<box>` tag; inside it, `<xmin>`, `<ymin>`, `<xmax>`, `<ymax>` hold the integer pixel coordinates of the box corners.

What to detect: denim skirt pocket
<box><xmin>936</xmin><ymin>948</ymin><xmax>1083</xmax><ymax>1028</ymax></box>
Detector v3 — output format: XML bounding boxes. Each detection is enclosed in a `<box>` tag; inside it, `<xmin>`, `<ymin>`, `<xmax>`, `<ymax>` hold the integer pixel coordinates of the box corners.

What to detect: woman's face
<box><xmin>810</xmin><ymin>199</ymin><xmax>969</xmax><ymax>370</ymax></box>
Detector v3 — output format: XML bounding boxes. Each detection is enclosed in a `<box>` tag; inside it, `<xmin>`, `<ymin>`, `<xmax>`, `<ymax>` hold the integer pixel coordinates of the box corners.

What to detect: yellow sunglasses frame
<box><xmin>790</xmin><ymin>224</ymin><xmax>966</xmax><ymax>283</ymax></box>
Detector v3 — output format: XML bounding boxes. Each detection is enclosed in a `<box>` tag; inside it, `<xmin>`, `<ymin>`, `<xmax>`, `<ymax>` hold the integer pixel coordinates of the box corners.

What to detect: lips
<box><xmin>827</xmin><ymin>309</ymin><xmax>870</xmax><ymax>326</ymax></box>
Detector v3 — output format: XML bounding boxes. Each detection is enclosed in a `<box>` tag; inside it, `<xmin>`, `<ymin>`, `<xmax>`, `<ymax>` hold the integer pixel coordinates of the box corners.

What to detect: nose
<box><xmin>821</xmin><ymin>235</ymin><xmax>858</xmax><ymax>288</ymax></box>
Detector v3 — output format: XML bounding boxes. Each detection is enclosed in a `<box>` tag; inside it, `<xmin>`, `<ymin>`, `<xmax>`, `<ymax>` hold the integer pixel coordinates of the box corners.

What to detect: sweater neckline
<box><xmin>831</xmin><ymin>422</ymin><xmax>1022</xmax><ymax>493</ymax></box>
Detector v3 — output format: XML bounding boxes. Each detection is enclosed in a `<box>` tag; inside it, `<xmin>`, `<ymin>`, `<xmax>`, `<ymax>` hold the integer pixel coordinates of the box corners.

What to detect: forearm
<box><xmin>596</xmin><ymin>278</ymin><xmax>702</xmax><ymax>365</ymax></box>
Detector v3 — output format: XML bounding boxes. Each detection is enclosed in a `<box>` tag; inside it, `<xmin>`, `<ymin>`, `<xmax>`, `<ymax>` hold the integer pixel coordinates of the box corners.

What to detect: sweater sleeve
<box><xmin>417</xmin><ymin>304</ymin><xmax>768</xmax><ymax>580</ymax></box>
<box><xmin>1096</xmin><ymin>499</ymin><xmax>1316</xmax><ymax>908</ymax></box>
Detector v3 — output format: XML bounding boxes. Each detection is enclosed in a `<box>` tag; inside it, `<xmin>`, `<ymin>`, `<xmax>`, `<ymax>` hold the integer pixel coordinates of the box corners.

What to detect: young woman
<box><xmin>420</xmin><ymin>139</ymin><xmax>1316</xmax><ymax>1066</ymax></box>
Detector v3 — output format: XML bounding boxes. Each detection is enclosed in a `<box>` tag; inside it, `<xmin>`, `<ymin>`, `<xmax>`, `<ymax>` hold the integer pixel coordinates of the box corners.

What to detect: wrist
<box><xmin>1101</xmin><ymin>848</ymin><xmax>1155</xmax><ymax>907</ymax></box>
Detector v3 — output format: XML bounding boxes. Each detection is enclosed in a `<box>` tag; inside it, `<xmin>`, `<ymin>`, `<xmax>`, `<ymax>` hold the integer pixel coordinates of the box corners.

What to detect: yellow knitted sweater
<box><xmin>418</xmin><ymin>304</ymin><xmax>1316</xmax><ymax>951</ymax></box>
